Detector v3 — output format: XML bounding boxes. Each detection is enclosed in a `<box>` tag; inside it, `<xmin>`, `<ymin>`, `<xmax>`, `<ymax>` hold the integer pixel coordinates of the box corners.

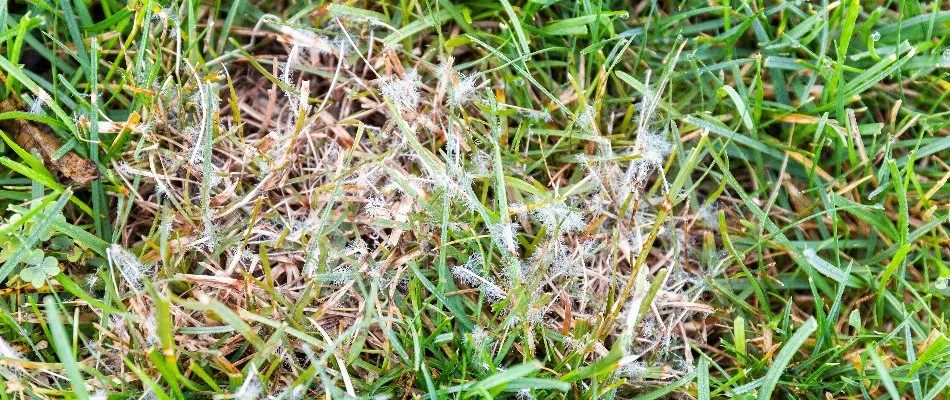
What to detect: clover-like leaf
<box><xmin>19</xmin><ymin>267</ymin><xmax>44</xmax><ymax>288</ymax></box>
<box><xmin>25</xmin><ymin>248</ymin><xmax>45</xmax><ymax>265</ymax></box>
<box><xmin>66</xmin><ymin>246</ymin><xmax>83</xmax><ymax>263</ymax></box>
<box><xmin>40</xmin><ymin>255</ymin><xmax>59</xmax><ymax>273</ymax></box>
<box><xmin>19</xmin><ymin>256</ymin><xmax>59</xmax><ymax>288</ymax></box>
<box><xmin>0</xmin><ymin>213</ymin><xmax>23</xmax><ymax>232</ymax></box>
<box><xmin>50</xmin><ymin>235</ymin><xmax>74</xmax><ymax>251</ymax></box>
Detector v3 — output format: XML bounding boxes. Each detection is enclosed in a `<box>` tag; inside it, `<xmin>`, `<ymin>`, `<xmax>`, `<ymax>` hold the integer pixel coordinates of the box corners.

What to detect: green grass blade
<box><xmin>757</xmin><ymin>317</ymin><xmax>818</xmax><ymax>400</ymax></box>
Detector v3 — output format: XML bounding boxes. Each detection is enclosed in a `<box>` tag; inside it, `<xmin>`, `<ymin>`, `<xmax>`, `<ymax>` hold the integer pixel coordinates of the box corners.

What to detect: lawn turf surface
<box><xmin>0</xmin><ymin>0</ymin><xmax>948</xmax><ymax>399</ymax></box>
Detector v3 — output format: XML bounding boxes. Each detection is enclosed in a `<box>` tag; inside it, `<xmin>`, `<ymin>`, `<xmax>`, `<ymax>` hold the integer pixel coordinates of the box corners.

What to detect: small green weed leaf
<box><xmin>0</xmin><ymin>237</ymin><xmax>20</xmax><ymax>261</ymax></box>
<box><xmin>20</xmin><ymin>256</ymin><xmax>58</xmax><ymax>287</ymax></box>
<box><xmin>25</xmin><ymin>248</ymin><xmax>44</xmax><ymax>265</ymax></box>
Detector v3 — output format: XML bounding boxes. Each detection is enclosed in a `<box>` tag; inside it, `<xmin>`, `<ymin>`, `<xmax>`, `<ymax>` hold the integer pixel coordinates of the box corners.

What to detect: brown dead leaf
<box><xmin>0</xmin><ymin>100</ymin><xmax>99</xmax><ymax>184</ymax></box>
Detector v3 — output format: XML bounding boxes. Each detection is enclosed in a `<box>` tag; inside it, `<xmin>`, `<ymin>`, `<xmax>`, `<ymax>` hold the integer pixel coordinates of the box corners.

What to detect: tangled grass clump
<box><xmin>108</xmin><ymin>12</ymin><xmax>714</xmax><ymax>394</ymax></box>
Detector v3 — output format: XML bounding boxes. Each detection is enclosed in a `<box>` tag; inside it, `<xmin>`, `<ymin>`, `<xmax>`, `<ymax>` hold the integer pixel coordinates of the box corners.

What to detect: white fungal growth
<box><xmin>143</xmin><ymin>312</ymin><xmax>160</xmax><ymax>347</ymax></box>
<box><xmin>23</xmin><ymin>89</ymin><xmax>53</xmax><ymax>114</ymax></box>
<box><xmin>549</xmin><ymin>242</ymin><xmax>576</xmax><ymax>277</ymax></box>
<box><xmin>525</xmin><ymin>306</ymin><xmax>547</xmax><ymax>325</ymax></box>
<box><xmin>365</xmin><ymin>196</ymin><xmax>391</xmax><ymax>218</ymax></box>
<box><xmin>578</xmin><ymin>103</ymin><xmax>598</xmax><ymax>133</ymax></box>
<box><xmin>449</xmin><ymin>72</ymin><xmax>480</xmax><ymax>108</ymax></box>
<box><xmin>605</xmin><ymin>69</ymin><xmax>676</xmax><ymax>201</ymax></box>
<box><xmin>302</xmin><ymin>243</ymin><xmax>322</xmax><ymax>278</ymax></box>
<box><xmin>463</xmin><ymin>253</ymin><xmax>483</xmax><ymax>270</ymax></box>
<box><xmin>343</xmin><ymin>238</ymin><xmax>368</xmax><ymax>256</ymax></box>
<box><xmin>108</xmin><ymin>315</ymin><xmax>130</xmax><ymax>342</ymax></box>
<box><xmin>451</xmin><ymin>266</ymin><xmax>499</xmax><ymax>300</ymax></box>
<box><xmin>235</xmin><ymin>365</ymin><xmax>263</xmax><ymax>400</ymax></box>
<box><xmin>637</xmin><ymin>130</ymin><xmax>673</xmax><ymax>166</ymax></box>
<box><xmin>106</xmin><ymin>244</ymin><xmax>153</xmax><ymax>290</ymax></box>
<box><xmin>185</xmin><ymin>72</ymin><xmax>215</xmax><ymax>167</ymax></box>
<box><xmin>504</xmin><ymin>314</ymin><xmax>522</xmax><ymax>329</ymax></box>
<box><xmin>27</xmin><ymin>95</ymin><xmax>44</xmax><ymax>115</ymax></box>
<box><xmin>516</xmin><ymin>388</ymin><xmax>535</xmax><ymax>400</ymax></box>
<box><xmin>620</xmin><ymin>361</ymin><xmax>647</xmax><ymax>380</ymax></box>
<box><xmin>153</xmin><ymin>7</ymin><xmax>180</xmax><ymax>32</ymax></box>
<box><xmin>432</xmin><ymin>171</ymin><xmax>460</xmax><ymax>199</ymax></box>
<box><xmin>612</xmin><ymin>127</ymin><xmax>673</xmax><ymax>199</ymax></box>
<box><xmin>116</xmin><ymin>161</ymin><xmax>136</xmax><ymax>175</ymax></box>
<box><xmin>0</xmin><ymin>337</ymin><xmax>21</xmax><ymax>360</ymax></box>
<box><xmin>35</xmin><ymin>89</ymin><xmax>52</xmax><ymax>106</ymax></box>
<box><xmin>451</xmin><ymin>265</ymin><xmax>481</xmax><ymax>287</ymax></box>
<box><xmin>322</xmin><ymin>266</ymin><xmax>353</xmax><ymax>285</ymax></box>
<box><xmin>378</xmin><ymin>69</ymin><xmax>422</xmax><ymax>112</ymax></box>
<box><xmin>160</xmin><ymin>216</ymin><xmax>174</xmax><ymax>238</ymax></box>
<box><xmin>278</xmin><ymin>26</ymin><xmax>335</xmax><ymax>55</ymax></box>
<box><xmin>518</xmin><ymin>109</ymin><xmax>552</xmax><ymax>122</ymax></box>
<box><xmin>470</xmin><ymin>151</ymin><xmax>492</xmax><ymax>176</ymax></box>
<box><xmin>465</xmin><ymin>325</ymin><xmax>492</xmax><ymax>347</ymax></box>
<box><xmin>280</xmin><ymin>44</ymin><xmax>302</xmax><ymax>87</ymax></box>
<box><xmin>621</xmin><ymin>265</ymin><xmax>650</xmax><ymax>350</ymax></box>
<box><xmin>200</xmin><ymin>214</ymin><xmax>218</xmax><ymax>251</ymax></box>
<box><xmin>288</xmin><ymin>385</ymin><xmax>306</xmax><ymax>400</ymax></box>
<box><xmin>452</xmin><ymin>255</ymin><xmax>506</xmax><ymax>302</ymax></box>
<box><xmin>531</xmin><ymin>200</ymin><xmax>585</xmax><ymax>236</ymax></box>
<box><xmin>488</xmin><ymin>220</ymin><xmax>518</xmax><ymax>254</ymax></box>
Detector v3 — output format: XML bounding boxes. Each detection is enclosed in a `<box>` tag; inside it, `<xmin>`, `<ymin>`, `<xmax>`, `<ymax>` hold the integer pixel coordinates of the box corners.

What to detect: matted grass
<box><xmin>0</xmin><ymin>0</ymin><xmax>947</xmax><ymax>399</ymax></box>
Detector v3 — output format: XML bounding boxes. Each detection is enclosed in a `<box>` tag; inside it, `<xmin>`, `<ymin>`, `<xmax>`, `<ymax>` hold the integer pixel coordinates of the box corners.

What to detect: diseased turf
<box><xmin>0</xmin><ymin>1</ymin><xmax>947</xmax><ymax>399</ymax></box>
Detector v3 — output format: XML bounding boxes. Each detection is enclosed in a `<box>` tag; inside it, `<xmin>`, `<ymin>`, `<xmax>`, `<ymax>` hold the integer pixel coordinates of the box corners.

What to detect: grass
<box><xmin>0</xmin><ymin>0</ymin><xmax>948</xmax><ymax>398</ymax></box>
